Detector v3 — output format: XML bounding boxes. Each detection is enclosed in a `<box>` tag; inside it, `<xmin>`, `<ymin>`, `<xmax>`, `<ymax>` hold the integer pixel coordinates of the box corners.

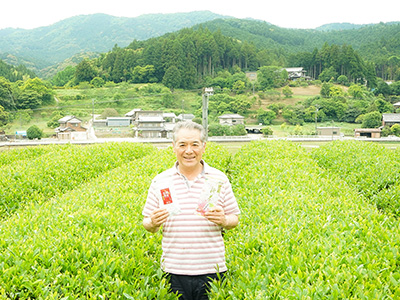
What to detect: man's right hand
<box><xmin>143</xmin><ymin>208</ymin><xmax>169</xmax><ymax>233</ymax></box>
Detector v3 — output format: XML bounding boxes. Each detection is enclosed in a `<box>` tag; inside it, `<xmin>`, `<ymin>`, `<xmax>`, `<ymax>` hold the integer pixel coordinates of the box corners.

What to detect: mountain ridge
<box><xmin>0</xmin><ymin>11</ymin><xmax>228</xmax><ymax>74</ymax></box>
<box><xmin>0</xmin><ymin>11</ymin><xmax>399</xmax><ymax>78</ymax></box>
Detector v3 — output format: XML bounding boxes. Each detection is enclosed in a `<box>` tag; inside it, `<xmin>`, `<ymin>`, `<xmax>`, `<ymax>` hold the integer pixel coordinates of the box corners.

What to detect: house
<box><xmin>382</xmin><ymin>113</ymin><xmax>400</xmax><ymax>127</ymax></box>
<box><xmin>133</xmin><ymin>111</ymin><xmax>166</xmax><ymax>138</ymax></box>
<box><xmin>218</xmin><ymin>114</ymin><xmax>245</xmax><ymax>125</ymax></box>
<box><xmin>317</xmin><ymin>127</ymin><xmax>341</xmax><ymax>137</ymax></box>
<box><xmin>177</xmin><ymin>114</ymin><xmax>195</xmax><ymax>121</ymax></box>
<box><xmin>354</xmin><ymin>128</ymin><xmax>381</xmax><ymax>138</ymax></box>
<box><xmin>106</xmin><ymin>117</ymin><xmax>131</xmax><ymax>127</ymax></box>
<box><xmin>284</xmin><ymin>67</ymin><xmax>310</xmax><ymax>80</ymax></box>
<box><xmin>55</xmin><ymin>115</ymin><xmax>87</xmax><ymax>140</ymax></box>
<box><xmin>163</xmin><ymin>112</ymin><xmax>177</xmax><ymax>123</ymax></box>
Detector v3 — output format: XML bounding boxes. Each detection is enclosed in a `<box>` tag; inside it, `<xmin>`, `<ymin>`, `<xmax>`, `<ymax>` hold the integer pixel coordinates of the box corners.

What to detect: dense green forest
<box><xmin>0</xmin><ymin>12</ymin><xmax>227</xmax><ymax>75</ymax></box>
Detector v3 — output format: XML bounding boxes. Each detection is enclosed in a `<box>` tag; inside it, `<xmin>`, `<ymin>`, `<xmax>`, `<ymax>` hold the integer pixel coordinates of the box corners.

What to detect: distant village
<box><xmin>55</xmin><ymin>110</ymin><xmax>247</xmax><ymax>141</ymax></box>
<box><xmin>54</xmin><ymin>107</ymin><xmax>400</xmax><ymax>141</ymax></box>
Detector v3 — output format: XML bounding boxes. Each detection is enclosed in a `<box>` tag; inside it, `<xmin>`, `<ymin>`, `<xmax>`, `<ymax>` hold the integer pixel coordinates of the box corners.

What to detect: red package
<box><xmin>160</xmin><ymin>188</ymin><xmax>173</xmax><ymax>205</ymax></box>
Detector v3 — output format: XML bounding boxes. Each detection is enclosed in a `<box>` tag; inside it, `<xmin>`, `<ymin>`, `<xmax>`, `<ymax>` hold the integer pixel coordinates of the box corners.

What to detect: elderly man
<box><xmin>142</xmin><ymin>121</ymin><xmax>240</xmax><ymax>300</ymax></box>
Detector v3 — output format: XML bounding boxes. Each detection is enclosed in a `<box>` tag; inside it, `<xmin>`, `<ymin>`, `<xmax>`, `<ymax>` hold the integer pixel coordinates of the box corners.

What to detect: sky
<box><xmin>1</xmin><ymin>0</ymin><xmax>399</xmax><ymax>30</ymax></box>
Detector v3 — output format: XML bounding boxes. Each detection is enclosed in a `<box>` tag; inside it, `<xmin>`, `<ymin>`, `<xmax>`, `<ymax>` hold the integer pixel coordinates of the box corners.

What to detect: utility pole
<box><xmin>92</xmin><ymin>98</ymin><xmax>95</xmax><ymax>125</ymax></box>
<box><xmin>315</xmin><ymin>105</ymin><xmax>320</xmax><ymax>135</ymax></box>
<box><xmin>202</xmin><ymin>87</ymin><xmax>213</xmax><ymax>141</ymax></box>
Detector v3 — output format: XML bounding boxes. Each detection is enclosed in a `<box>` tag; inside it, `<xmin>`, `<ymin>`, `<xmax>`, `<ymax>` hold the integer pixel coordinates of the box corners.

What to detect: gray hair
<box><xmin>172</xmin><ymin>121</ymin><xmax>206</xmax><ymax>143</ymax></box>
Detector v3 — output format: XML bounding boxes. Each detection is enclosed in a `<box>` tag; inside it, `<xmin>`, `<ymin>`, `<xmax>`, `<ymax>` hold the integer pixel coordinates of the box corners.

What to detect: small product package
<box><xmin>196</xmin><ymin>176</ymin><xmax>223</xmax><ymax>216</ymax></box>
<box><xmin>160</xmin><ymin>187</ymin><xmax>181</xmax><ymax>216</ymax></box>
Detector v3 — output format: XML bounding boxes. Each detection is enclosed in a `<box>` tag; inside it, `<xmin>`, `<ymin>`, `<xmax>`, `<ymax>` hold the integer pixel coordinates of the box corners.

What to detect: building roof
<box><xmin>218</xmin><ymin>114</ymin><xmax>244</xmax><ymax>119</ymax></box>
<box><xmin>163</xmin><ymin>112</ymin><xmax>177</xmax><ymax>118</ymax></box>
<box><xmin>125</xmin><ymin>109</ymin><xmax>141</xmax><ymax>117</ymax></box>
<box><xmin>285</xmin><ymin>67</ymin><xmax>304</xmax><ymax>72</ymax></box>
<box><xmin>177</xmin><ymin>114</ymin><xmax>195</xmax><ymax>120</ymax></box>
<box><xmin>107</xmin><ymin>117</ymin><xmax>131</xmax><ymax>121</ymax></box>
<box><xmin>383</xmin><ymin>113</ymin><xmax>400</xmax><ymax>122</ymax></box>
<box><xmin>354</xmin><ymin>128</ymin><xmax>381</xmax><ymax>132</ymax></box>
<box><xmin>58</xmin><ymin>115</ymin><xmax>81</xmax><ymax>123</ymax></box>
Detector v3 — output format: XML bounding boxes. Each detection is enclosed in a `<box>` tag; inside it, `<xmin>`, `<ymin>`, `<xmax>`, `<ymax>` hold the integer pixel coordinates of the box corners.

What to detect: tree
<box><xmin>391</xmin><ymin>124</ymin><xmax>400</xmax><ymax>136</ymax></box>
<box><xmin>51</xmin><ymin>66</ymin><xmax>75</xmax><ymax>87</ymax></box>
<box><xmin>26</xmin><ymin>125</ymin><xmax>43</xmax><ymax>140</ymax></box>
<box><xmin>100</xmin><ymin>108</ymin><xmax>119</xmax><ymax>119</ymax></box>
<box><xmin>348</xmin><ymin>84</ymin><xmax>366</xmax><ymax>99</ymax></box>
<box><xmin>318</xmin><ymin>66</ymin><xmax>337</xmax><ymax>82</ymax></box>
<box><xmin>0</xmin><ymin>76</ymin><xmax>15</xmax><ymax>111</ymax></box>
<box><xmin>162</xmin><ymin>66</ymin><xmax>182</xmax><ymax>90</ymax></box>
<box><xmin>230</xmin><ymin>124</ymin><xmax>247</xmax><ymax>136</ymax></box>
<box><xmin>0</xmin><ymin>105</ymin><xmax>9</xmax><ymax>127</ymax></box>
<box><xmin>208</xmin><ymin>124</ymin><xmax>230</xmax><ymax>136</ymax></box>
<box><xmin>232</xmin><ymin>80</ymin><xmax>246</xmax><ymax>93</ymax></box>
<box><xmin>337</xmin><ymin>75</ymin><xmax>349</xmax><ymax>85</ymax></box>
<box><xmin>320</xmin><ymin>82</ymin><xmax>333</xmax><ymax>98</ymax></box>
<box><xmin>75</xmin><ymin>59</ymin><xmax>97</xmax><ymax>83</ymax></box>
<box><xmin>16</xmin><ymin>90</ymin><xmax>42</xmax><ymax>109</ymax></box>
<box><xmin>261</xmin><ymin>127</ymin><xmax>273</xmax><ymax>136</ymax></box>
<box><xmin>229</xmin><ymin>96</ymin><xmax>252</xmax><ymax>115</ymax></box>
<box><xmin>47</xmin><ymin>112</ymin><xmax>63</xmax><ymax>129</ymax></box>
<box><xmin>361</xmin><ymin>111</ymin><xmax>382</xmax><ymax>128</ymax></box>
<box><xmin>91</xmin><ymin>77</ymin><xmax>105</xmax><ymax>88</ymax></box>
<box><xmin>257</xmin><ymin>109</ymin><xmax>276</xmax><ymax>125</ymax></box>
<box><xmin>282</xmin><ymin>86</ymin><xmax>293</xmax><ymax>98</ymax></box>
<box><xmin>374</xmin><ymin>98</ymin><xmax>393</xmax><ymax>113</ymax></box>
<box><xmin>257</xmin><ymin>66</ymin><xmax>287</xmax><ymax>90</ymax></box>
<box><xmin>132</xmin><ymin>65</ymin><xmax>156</xmax><ymax>83</ymax></box>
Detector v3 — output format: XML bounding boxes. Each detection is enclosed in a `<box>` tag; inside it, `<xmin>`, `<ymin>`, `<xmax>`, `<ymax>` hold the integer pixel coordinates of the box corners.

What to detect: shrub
<box><xmin>26</xmin><ymin>125</ymin><xmax>43</xmax><ymax>140</ymax></box>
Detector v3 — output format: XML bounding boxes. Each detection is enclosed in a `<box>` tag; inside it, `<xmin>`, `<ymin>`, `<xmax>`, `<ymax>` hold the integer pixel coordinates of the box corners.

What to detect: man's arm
<box><xmin>222</xmin><ymin>214</ymin><xmax>239</xmax><ymax>230</ymax></box>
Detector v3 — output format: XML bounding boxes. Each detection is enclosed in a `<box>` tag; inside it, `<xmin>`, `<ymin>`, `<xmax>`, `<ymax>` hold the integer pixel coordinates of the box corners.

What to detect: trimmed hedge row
<box><xmin>0</xmin><ymin>143</ymin><xmax>156</xmax><ymax>217</ymax></box>
<box><xmin>311</xmin><ymin>140</ymin><xmax>400</xmax><ymax>216</ymax></box>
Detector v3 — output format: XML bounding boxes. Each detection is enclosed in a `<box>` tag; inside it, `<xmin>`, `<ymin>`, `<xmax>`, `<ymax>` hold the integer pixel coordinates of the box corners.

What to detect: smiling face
<box><xmin>173</xmin><ymin>128</ymin><xmax>206</xmax><ymax>176</ymax></box>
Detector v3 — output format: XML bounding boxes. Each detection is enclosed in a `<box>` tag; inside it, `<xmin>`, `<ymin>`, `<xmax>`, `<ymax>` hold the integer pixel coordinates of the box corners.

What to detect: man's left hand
<box><xmin>205</xmin><ymin>206</ymin><xmax>227</xmax><ymax>227</ymax></box>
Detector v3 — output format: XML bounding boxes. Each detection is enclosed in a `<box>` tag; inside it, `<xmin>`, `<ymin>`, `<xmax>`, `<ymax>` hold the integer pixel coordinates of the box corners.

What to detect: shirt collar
<box><xmin>174</xmin><ymin>160</ymin><xmax>209</xmax><ymax>176</ymax></box>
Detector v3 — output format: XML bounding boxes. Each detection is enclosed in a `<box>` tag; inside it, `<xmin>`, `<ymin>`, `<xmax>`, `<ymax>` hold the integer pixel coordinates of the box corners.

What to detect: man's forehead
<box><xmin>175</xmin><ymin>128</ymin><xmax>202</xmax><ymax>142</ymax></box>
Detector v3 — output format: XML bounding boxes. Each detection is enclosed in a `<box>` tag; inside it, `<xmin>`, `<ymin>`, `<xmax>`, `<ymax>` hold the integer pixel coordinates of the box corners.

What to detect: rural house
<box><xmin>317</xmin><ymin>127</ymin><xmax>341</xmax><ymax>137</ymax></box>
<box><xmin>177</xmin><ymin>114</ymin><xmax>195</xmax><ymax>121</ymax></box>
<box><xmin>354</xmin><ymin>128</ymin><xmax>381</xmax><ymax>138</ymax></box>
<box><xmin>55</xmin><ymin>115</ymin><xmax>87</xmax><ymax>140</ymax></box>
<box><xmin>133</xmin><ymin>111</ymin><xmax>166</xmax><ymax>138</ymax></box>
<box><xmin>218</xmin><ymin>114</ymin><xmax>245</xmax><ymax>125</ymax></box>
<box><xmin>382</xmin><ymin>113</ymin><xmax>400</xmax><ymax>127</ymax></box>
<box><xmin>284</xmin><ymin>67</ymin><xmax>310</xmax><ymax>80</ymax></box>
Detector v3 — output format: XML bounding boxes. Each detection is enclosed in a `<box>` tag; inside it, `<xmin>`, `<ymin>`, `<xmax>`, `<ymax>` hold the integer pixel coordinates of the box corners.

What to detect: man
<box><xmin>142</xmin><ymin>121</ymin><xmax>240</xmax><ymax>300</ymax></box>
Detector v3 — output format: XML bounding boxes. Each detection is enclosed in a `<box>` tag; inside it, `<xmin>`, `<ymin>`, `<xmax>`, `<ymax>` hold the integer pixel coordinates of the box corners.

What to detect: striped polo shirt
<box><xmin>142</xmin><ymin>160</ymin><xmax>240</xmax><ymax>275</ymax></box>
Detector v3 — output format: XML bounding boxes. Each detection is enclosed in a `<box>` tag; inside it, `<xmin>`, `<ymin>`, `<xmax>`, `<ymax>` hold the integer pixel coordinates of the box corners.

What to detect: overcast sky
<box><xmin>1</xmin><ymin>0</ymin><xmax>399</xmax><ymax>30</ymax></box>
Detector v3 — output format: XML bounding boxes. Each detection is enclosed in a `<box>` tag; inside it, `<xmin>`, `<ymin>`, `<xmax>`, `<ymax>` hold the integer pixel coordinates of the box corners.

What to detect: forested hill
<box><xmin>0</xmin><ymin>11</ymin><xmax>399</xmax><ymax>79</ymax></box>
<box><xmin>0</xmin><ymin>11</ymin><xmax>227</xmax><ymax>73</ymax></box>
<box><xmin>199</xmin><ymin>19</ymin><xmax>400</xmax><ymax>60</ymax></box>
